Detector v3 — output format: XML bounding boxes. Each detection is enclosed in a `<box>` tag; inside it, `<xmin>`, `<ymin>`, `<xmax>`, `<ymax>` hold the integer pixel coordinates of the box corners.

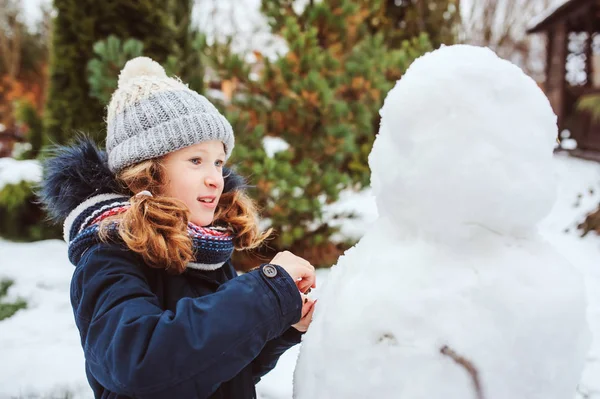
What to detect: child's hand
<box><xmin>270</xmin><ymin>251</ymin><xmax>316</xmax><ymax>293</ymax></box>
<box><xmin>292</xmin><ymin>294</ymin><xmax>317</xmax><ymax>332</ymax></box>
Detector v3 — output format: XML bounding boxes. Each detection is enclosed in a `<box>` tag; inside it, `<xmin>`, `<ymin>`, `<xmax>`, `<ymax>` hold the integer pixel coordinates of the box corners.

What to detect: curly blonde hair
<box><xmin>98</xmin><ymin>158</ymin><xmax>271</xmax><ymax>274</ymax></box>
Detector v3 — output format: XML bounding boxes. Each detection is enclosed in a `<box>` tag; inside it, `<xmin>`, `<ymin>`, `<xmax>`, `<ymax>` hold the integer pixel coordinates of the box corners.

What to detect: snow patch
<box><xmin>262</xmin><ymin>136</ymin><xmax>290</xmax><ymax>158</ymax></box>
<box><xmin>0</xmin><ymin>157</ymin><xmax>42</xmax><ymax>191</ymax></box>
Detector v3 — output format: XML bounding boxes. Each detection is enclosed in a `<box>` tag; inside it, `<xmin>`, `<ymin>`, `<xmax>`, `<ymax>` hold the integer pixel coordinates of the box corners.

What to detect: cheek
<box><xmin>164</xmin><ymin>169</ymin><xmax>192</xmax><ymax>199</ymax></box>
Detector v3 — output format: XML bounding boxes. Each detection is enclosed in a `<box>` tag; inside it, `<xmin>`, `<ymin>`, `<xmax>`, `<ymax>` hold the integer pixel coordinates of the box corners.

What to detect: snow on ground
<box><xmin>0</xmin><ymin>152</ymin><xmax>599</xmax><ymax>398</ymax></box>
<box><xmin>540</xmin><ymin>153</ymin><xmax>600</xmax><ymax>399</ymax></box>
<box><xmin>0</xmin><ymin>240</ymin><xmax>92</xmax><ymax>399</ymax></box>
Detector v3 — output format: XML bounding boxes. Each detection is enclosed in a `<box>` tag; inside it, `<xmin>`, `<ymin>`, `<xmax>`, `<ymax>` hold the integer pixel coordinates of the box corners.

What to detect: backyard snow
<box><xmin>0</xmin><ymin>152</ymin><xmax>599</xmax><ymax>398</ymax></box>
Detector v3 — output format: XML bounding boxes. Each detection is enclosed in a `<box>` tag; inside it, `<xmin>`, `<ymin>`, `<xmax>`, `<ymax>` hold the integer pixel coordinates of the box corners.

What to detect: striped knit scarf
<box><xmin>64</xmin><ymin>193</ymin><xmax>234</xmax><ymax>270</ymax></box>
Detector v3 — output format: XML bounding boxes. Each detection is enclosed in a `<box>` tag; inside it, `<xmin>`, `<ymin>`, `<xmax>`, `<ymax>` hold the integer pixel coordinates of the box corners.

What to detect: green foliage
<box><xmin>577</xmin><ymin>94</ymin><xmax>600</xmax><ymax>123</ymax></box>
<box><xmin>87</xmin><ymin>30</ymin><xmax>207</xmax><ymax>107</ymax></box>
<box><xmin>0</xmin><ymin>181</ymin><xmax>29</xmax><ymax>211</ymax></box>
<box><xmin>14</xmin><ymin>100</ymin><xmax>45</xmax><ymax>159</ymax></box>
<box><xmin>87</xmin><ymin>35</ymin><xmax>145</xmax><ymax>104</ymax></box>
<box><xmin>170</xmin><ymin>0</ymin><xmax>205</xmax><ymax>94</ymax></box>
<box><xmin>206</xmin><ymin>1</ymin><xmax>432</xmax><ymax>263</ymax></box>
<box><xmin>203</xmin><ymin>37</ymin><xmax>251</xmax><ymax>81</ymax></box>
<box><xmin>44</xmin><ymin>0</ymin><xmax>182</xmax><ymax>145</ymax></box>
<box><xmin>373</xmin><ymin>0</ymin><xmax>460</xmax><ymax>49</ymax></box>
<box><xmin>0</xmin><ymin>279</ymin><xmax>27</xmax><ymax>321</ymax></box>
<box><xmin>0</xmin><ymin>180</ymin><xmax>61</xmax><ymax>242</ymax></box>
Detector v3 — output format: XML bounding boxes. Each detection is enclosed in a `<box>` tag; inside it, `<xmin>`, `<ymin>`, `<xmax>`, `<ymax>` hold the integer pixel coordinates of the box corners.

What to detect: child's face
<box><xmin>161</xmin><ymin>140</ymin><xmax>226</xmax><ymax>227</ymax></box>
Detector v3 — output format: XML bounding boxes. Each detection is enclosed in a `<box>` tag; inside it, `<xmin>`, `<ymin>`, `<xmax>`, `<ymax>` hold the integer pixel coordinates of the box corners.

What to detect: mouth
<box><xmin>197</xmin><ymin>195</ymin><xmax>218</xmax><ymax>209</ymax></box>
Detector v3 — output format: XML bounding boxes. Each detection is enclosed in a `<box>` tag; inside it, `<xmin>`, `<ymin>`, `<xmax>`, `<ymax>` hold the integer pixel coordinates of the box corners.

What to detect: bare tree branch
<box><xmin>440</xmin><ymin>345</ymin><xmax>485</xmax><ymax>399</ymax></box>
<box><xmin>460</xmin><ymin>0</ymin><xmax>554</xmax><ymax>81</ymax></box>
<box><xmin>0</xmin><ymin>0</ymin><xmax>23</xmax><ymax>78</ymax></box>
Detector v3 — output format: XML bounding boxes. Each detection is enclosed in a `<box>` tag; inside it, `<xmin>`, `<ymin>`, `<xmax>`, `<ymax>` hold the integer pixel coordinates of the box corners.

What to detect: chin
<box><xmin>191</xmin><ymin>213</ymin><xmax>215</xmax><ymax>227</ymax></box>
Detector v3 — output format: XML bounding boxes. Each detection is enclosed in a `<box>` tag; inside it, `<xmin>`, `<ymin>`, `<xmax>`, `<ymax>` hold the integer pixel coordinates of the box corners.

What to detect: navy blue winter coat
<box><xmin>72</xmin><ymin>242</ymin><xmax>303</xmax><ymax>398</ymax></box>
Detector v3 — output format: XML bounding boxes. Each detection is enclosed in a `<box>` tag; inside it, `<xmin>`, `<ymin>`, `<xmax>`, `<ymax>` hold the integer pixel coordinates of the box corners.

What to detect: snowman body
<box><xmin>294</xmin><ymin>223</ymin><xmax>589</xmax><ymax>399</ymax></box>
<box><xmin>293</xmin><ymin>45</ymin><xmax>591</xmax><ymax>399</ymax></box>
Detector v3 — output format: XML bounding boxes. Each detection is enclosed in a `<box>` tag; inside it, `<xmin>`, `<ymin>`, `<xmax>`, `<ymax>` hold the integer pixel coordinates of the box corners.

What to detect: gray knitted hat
<box><xmin>106</xmin><ymin>56</ymin><xmax>234</xmax><ymax>173</ymax></box>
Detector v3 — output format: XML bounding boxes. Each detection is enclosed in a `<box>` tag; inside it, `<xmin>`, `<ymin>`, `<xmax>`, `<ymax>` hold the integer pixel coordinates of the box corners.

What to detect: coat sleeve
<box><xmin>251</xmin><ymin>327</ymin><xmax>304</xmax><ymax>383</ymax></box>
<box><xmin>71</xmin><ymin>243</ymin><xmax>302</xmax><ymax>397</ymax></box>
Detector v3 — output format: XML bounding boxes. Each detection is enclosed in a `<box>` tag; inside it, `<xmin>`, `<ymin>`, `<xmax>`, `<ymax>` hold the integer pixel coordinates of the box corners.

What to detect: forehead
<box><xmin>178</xmin><ymin>141</ymin><xmax>225</xmax><ymax>156</ymax></box>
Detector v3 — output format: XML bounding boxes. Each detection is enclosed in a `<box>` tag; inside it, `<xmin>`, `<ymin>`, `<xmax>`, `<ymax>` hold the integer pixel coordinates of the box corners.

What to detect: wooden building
<box><xmin>528</xmin><ymin>0</ymin><xmax>600</xmax><ymax>153</ymax></box>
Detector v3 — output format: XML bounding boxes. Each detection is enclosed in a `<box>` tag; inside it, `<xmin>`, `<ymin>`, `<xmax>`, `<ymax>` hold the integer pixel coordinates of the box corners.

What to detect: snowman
<box><xmin>293</xmin><ymin>45</ymin><xmax>591</xmax><ymax>399</ymax></box>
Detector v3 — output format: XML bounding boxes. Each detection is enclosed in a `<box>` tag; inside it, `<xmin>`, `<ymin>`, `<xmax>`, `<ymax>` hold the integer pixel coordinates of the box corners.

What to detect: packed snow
<box><xmin>560</xmin><ymin>130</ymin><xmax>579</xmax><ymax>151</ymax></box>
<box><xmin>371</xmin><ymin>44</ymin><xmax>559</xmax><ymax>240</ymax></box>
<box><xmin>294</xmin><ymin>45</ymin><xmax>592</xmax><ymax>399</ymax></box>
<box><xmin>539</xmin><ymin>155</ymin><xmax>600</xmax><ymax>399</ymax></box>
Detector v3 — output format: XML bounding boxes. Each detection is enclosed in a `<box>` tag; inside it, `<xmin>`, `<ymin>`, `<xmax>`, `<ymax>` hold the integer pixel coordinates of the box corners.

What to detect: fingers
<box><xmin>292</xmin><ymin>298</ymin><xmax>317</xmax><ymax>332</ymax></box>
<box><xmin>298</xmin><ymin>272</ymin><xmax>315</xmax><ymax>293</ymax></box>
<box><xmin>270</xmin><ymin>251</ymin><xmax>317</xmax><ymax>292</ymax></box>
<box><xmin>299</xmin><ymin>294</ymin><xmax>313</xmax><ymax>318</ymax></box>
<box><xmin>297</xmin><ymin>261</ymin><xmax>316</xmax><ymax>292</ymax></box>
<box><xmin>301</xmin><ymin>299</ymin><xmax>316</xmax><ymax>321</ymax></box>
<box><xmin>300</xmin><ymin>293</ymin><xmax>308</xmax><ymax>304</ymax></box>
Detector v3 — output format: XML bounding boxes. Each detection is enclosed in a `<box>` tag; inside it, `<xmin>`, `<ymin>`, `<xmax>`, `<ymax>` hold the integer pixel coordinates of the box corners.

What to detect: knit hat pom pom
<box><xmin>118</xmin><ymin>57</ymin><xmax>167</xmax><ymax>88</ymax></box>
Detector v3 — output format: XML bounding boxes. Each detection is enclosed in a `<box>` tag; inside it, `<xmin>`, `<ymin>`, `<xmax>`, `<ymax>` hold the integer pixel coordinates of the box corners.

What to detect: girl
<box><xmin>39</xmin><ymin>57</ymin><xmax>317</xmax><ymax>398</ymax></box>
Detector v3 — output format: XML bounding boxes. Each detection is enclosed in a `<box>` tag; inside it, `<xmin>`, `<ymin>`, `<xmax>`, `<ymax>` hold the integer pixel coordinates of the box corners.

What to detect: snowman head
<box><xmin>369</xmin><ymin>45</ymin><xmax>558</xmax><ymax>238</ymax></box>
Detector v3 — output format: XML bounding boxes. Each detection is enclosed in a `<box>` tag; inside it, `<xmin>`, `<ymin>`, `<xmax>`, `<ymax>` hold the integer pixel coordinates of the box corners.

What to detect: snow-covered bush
<box><xmin>0</xmin><ymin>279</ymin><xmax>27</xmax><ymax>321</ymax></box>
<box><xmin>0</xmin><ymin>159</ymin><xmax>61</xmax><ymax>241</ymax></box>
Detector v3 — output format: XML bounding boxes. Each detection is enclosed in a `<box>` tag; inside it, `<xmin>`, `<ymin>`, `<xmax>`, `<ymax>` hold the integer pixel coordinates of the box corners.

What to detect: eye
<box><xmin>215</xmin><ymin>160</ymin><xmax>224</xmax><ymax>168</ymax></box>
<box><xmin>190</xmin><ymin>158</ymin><xmax>201</xmax><ymax>165</ymax></box>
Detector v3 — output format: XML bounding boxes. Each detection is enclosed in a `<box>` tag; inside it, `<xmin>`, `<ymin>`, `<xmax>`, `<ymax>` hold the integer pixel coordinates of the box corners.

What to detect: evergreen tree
<box><xmin>373</xmin><ymin>0</ymin><xmax>460</xmax><ymax>49</ymax></box>
<box><xmin>44</xmin><ymin>0</ymin><xmax>181</xmax><ymax>144</ymax></box>
<box><xmin>171</xmin><ymin>0</ymin><xmax>205</xmax><ymax>93</ymax></box>
<box><xmin>86</xmin><ymin>35</ymin><xmax>145</xmax><ymax>105</ymax></box>
<box><xmin>15</xmin><ymin>100</ymin><xmax>44</xmax><ymax>158</ymax></box>
<box><xmin>207</xmin><ymin>0</ymin><xmax>431</xmax><ymax>265</ymax></box>
<box><xmin>86</xmin><ymin>31</ymin><xmax>206</xmax><ymax>107</ymax></box>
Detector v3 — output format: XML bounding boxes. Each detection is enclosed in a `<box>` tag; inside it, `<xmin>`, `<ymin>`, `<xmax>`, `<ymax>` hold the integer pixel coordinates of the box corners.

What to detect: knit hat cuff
<box><xmin>107</xmin><ymin>112</ymin><xmax>235</xmax><ymax>173</ymax></box>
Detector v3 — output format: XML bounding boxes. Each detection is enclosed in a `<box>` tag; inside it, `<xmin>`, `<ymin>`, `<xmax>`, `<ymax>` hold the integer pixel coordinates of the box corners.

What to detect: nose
<box><xmin>204</xmin><ymin>169</ymin><xmax>223</xmax><ymax>190</ymax></box>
